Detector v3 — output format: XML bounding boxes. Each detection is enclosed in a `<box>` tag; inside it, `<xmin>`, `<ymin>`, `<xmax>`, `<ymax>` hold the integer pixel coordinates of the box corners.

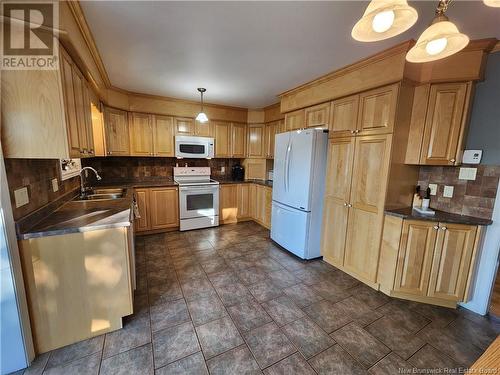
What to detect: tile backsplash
<box><xmin>417</xmin><ymin>165</ymin><xmax>500</xmax><ymax>220</ymax></box>
<box><xmin>81</xmin><ymin>157</ymin><xmax>241</xmax><ymax>182</ymax></box>
<box><xmin>5</xmin><ymin>159</ymin><xmax>79</xmax><ymax>220</ymax></box>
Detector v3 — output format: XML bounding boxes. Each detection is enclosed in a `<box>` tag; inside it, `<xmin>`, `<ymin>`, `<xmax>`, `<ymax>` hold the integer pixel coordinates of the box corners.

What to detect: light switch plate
<box><xmin>52</xmin><ymin>178</ymin><xmax>59</xmax><ymax>192</ymax></box>
<box><xmin>428</xmin><ymin>183</ymin><xmax>438</xmax><ymax>196</ymax></box>
<box><xmin>443</xmin><ymin>185</ymin><xmax>454</xmax><ymax>198</ymax></box>
<box><xmin>14</xmin><ymin>187</ymin><xmax>29</xmax><ymax>208</ymax></box>
<box><xmin>459</xmin><ymin>167</ymin><xmax>477</xmax><ymax>181</ymax></box>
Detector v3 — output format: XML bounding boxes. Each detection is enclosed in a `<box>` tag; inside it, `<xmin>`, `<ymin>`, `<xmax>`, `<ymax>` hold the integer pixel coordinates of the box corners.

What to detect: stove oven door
<box><xmin>179</xmin><ymin>185</ymin><xmax>219</xmax><ymax>219</ymax></box>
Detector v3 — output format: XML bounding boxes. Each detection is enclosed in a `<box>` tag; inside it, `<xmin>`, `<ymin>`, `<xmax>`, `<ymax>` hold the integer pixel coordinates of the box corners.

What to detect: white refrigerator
<box><xmin>271</xmin><ymin>129</ymin><xmax>328</xmax><ymax>259</ymax></box>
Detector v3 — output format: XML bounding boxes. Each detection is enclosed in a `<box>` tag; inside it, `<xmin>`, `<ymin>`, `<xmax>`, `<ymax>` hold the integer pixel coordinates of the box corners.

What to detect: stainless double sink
<box><xmin>74</xmin><ymin>188</ymin><xmax>126</xmax><ymax>201</ymax></box>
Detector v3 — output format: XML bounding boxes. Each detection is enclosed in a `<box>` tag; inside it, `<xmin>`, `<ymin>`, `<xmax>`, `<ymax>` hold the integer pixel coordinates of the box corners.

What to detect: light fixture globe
<box><xmin>195</xmin><ymin>87</ymin><xmax>209</xmax><ymax>123</ymax></box>
<box><xmin>406</xmin><ymin>15</ymin><xmax>469</xmax><ymax>63</ymax></box>
<box><xmin>484</xmin><ymin>0</ymin><xmax>500</xmax><ymax>7</ymax></box>
<box><xmin>351</xmin><ymin>0</ymin><xmax>418</xmax><ymax>42</ymax></box>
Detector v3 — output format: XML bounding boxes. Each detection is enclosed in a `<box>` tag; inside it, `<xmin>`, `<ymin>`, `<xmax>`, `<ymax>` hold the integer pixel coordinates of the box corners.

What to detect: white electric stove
<box><xmin>174</xmin><ymin>167</ymin><xmax>220</xmax><ymax>231</ymax></box>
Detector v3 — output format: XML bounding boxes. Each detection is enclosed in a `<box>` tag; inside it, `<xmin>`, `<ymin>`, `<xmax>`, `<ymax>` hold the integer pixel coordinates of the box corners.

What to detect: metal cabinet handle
<box><xmin>355</xmin><ymin>130</ymin><xmax>360</xmax><ymax>134</ymax></box>
<box><xmin>441</xmin><ymin>226</ymin><xmax>447</xmax><ymax>231</ymax></box>
<box><xmin>108</xmin><ymin>151</ymin><xmax>113</xmax><ymax>155</ymax></box>
<box><xmin>351</xmin><ymin>130</ymin><xmax>356</xmax><ymax>134</ymax></box>
<box><xmin>347</xmin><ymin>203</ymin><xmax>352</xmax><ymax>208</ymax></box>
<box><xmin>450</xmin><ymin>159</ymin><xmax>456</xmax><ymax>163</ymax></box>
<box><xmin>433</xmin><ymin>225</ymin><xmax>439</xmax><ymax>230</ymax></box>
<box><xmin>343</xmin><ymin>202</ymin><xmax>348</xmax><ymax>207</ymax></box>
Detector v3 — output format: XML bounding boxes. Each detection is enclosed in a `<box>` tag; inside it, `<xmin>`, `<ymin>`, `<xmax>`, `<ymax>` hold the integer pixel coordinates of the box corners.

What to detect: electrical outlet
<box><xmin>52</xmin><ymin>178</ymin><xmax>59</xmax><ymax>192</ymax></box>
<box><xmin>221</xmin><ymin>166</ymin><xmax>225</xmax><ymax>173</ymax></box>
<box><xmin>459</xmin><ymin>167</ymin><xmax>477</xmax><ymax>181</ymax></box>
<box><xmin>428</xmin><ymin>184</ymin><xmax>438</xmax><ymax>196</ymax></box>
<box><xmin>14</xmin><ymin>187</ymin><xmax>29</xmax><ymax>208</ymax></box>
<box><xmin>443</xmin><ymin>185</ymin><xmax>454</xmax><ymax>198</ymax></box>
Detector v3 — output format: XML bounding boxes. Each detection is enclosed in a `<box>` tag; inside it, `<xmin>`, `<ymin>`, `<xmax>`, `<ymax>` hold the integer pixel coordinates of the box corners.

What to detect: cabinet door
<box><xmin>285</xmin><ymin>109</ymin><xmax>305</xmax><ymax>131</ymax></box>
<box><xmin>320</xmin><ymin>138</ymin><xmax>355</xmax><ymax>267</ymax></box>
<box><xmin>420</xmin><ymin>83</ymin><xmax>469</xmax><ymax>166</ymax></box>
<box><xmin>72</xmin><ymin>67</ymin><xmax>89</xmax><ymax>155</ymax></box>
<box><xmin>214</xmin><ymin>121</ymin><xmax>232</xmax><ymax>158</ymax></box>
<box><xmin>247</xmin><ymin>124</ymin><xmax>265</xmax><ymax>158</ymax></box>
<box><xmin>153</xmin><ymin>115</ymin><xmax>174</xmax><ymax>157</ymax></box>
<box><xmin>393</xmin><ymin>220</ymin><xmax>437</xmax><ymax>296</ymax></box>
<box><xmin>305</xmin><ymin>102</ymin><xmax>330</xmax><ymax>128</ymax></box>
<box><xmin>427</xmin><ymin>223</ymin><xmax>477</xmax><ymax>302</ymax></box>
<box><xmin>255</xmin><ymin>185</ymin><xmax>265</xmax><ymax>224</ymax></box>
<box><xmin>174</xmin><ymin>117</ymin><xmax>195</xmax><ymax>135</ymax></box>
<box><xmin>329</xmin><ymin>95</ymin><xmax>359</xmax><ymax>138</ymax></box>
<box><xmin>265</xmin><ymin>122</ymin><xmax>275</xmax><ymax>158</ymax></box>
<box><xmin>343</xmin><ymin>134</ymin><xmax>392</xmax><ymax>282</ymax></box>
<box><xmin>357</xmin><ymin>84</ymin><xmax>398</xmax><ymax>136</ymax></box>
<box><xmin>237</xmin><ymin>184</ymin><xmax>250</xmax><ymax>219</ymax></box>
<box><xmin>149</xmin><ymin>187</ymin><xmax>179</xmax><ymax>230</ymax></box>
<box><xmin>129</xmin><ymin>112</ymin><xmax>153</xmax><ymax>156</ymax></box>
<box><xmin>248</xmin><ymin>184</ymin><xmax>257</xmax><ymax>219</ymax></box>
<box><xmin>263</xmin><ymin>187</ymin><xmax>272</xmax><ymax>228</ymax></box>
<box><xmin>60</xmin><ymin>49</ymin><xmax>80</xmax><ymax>158</ymax></box>
<box><xmin>104</xmin><ymin>107</ymin><xmax>130</xmax><ymax>156</ymax></box>
<box><xmin>82</xmin><ymin>84</ymin><xmax>94</xmax><ymax>156</ymax></box>
<box><xmin>220</xmin><ymin>184</ymin><xmax>238</xmax><ymax>224</ymax></box>
<box><xmin>135</xmin><ymin>189</ymin><xmax>150</xmax><ymax>232</ymax></box>
<box><xmin>195</xmin><ymin>121</ymin><xmax>212</xmax><ymax>137</ymax></box>
<box><xmin>231</xmin><ymin>123</ymin><xmax>246</xmax><ymax>158</ymax></box>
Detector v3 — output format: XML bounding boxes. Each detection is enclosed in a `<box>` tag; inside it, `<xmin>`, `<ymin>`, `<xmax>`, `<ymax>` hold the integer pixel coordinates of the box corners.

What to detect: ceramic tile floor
<box><xmin>15</xmin><ymin>221</ymin><xmax>500</xmax><ymax>375</ymax></box>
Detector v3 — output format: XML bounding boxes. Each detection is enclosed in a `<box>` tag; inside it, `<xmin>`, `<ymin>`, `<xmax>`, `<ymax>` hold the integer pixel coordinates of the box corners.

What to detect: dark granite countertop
<box><xmin>95</xmin><ymin>177</ymin><xmax>273</xmax><ymax>188</ymax></box>
<box><xmin>216</xmin><ymin>178</ymin><xmax>273</xmax><ymax>187</ymax></box>
<box><xmin>385</xmin><ymin>207</ymin><xmax>493</xmax><ymax>226</ymax></box>
<box><xmin>19</xmin><ymin>189</ymin><xmax>134</xmax><ymax>240</ymax></box>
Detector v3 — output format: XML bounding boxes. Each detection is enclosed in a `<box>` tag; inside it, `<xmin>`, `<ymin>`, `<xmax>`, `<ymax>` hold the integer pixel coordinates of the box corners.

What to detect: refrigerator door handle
<box><xmin>284</xmin><ymin>139</ymin><xmax>291</xmax><ymax>192</ymax></box>
<box><xmin>286</xmin><ymin>140</ymin><xmax>292</xmax><ymax>193</ymax></box>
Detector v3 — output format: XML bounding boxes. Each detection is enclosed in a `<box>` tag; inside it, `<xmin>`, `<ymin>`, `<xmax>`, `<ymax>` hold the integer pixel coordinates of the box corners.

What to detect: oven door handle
<box><xmin>179</xmin><ymin>185</ymin><xmax>219</xmax><ymax>191</ymax></box>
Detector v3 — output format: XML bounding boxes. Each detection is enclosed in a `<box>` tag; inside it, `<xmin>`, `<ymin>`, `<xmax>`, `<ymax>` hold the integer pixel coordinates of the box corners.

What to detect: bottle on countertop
<box><xmin>412</xmin><ymin>185</ymin><xmax>422</xmax><ymax>208</ymax></box>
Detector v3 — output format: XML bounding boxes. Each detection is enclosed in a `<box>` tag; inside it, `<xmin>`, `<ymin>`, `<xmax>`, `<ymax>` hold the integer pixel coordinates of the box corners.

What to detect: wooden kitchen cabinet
<box><xmin>231</xmin><ymin>123</ymin><xmax>247</xmax><ymax>157</ymax></box>
<box><xmin>195</xmin><ymin>121</ymin><xmax>212</xmax><ymax>137</ymax></box>
<box><xmin>254</xmin><ymin>184</ymin><xmax>272</xmax><ymax>229</ymax></box>
<box><xmin>153</xmin><ymin>115</ymin><xmax>175</xmax><ymax>157</ymax></box>
<box><xmin>135</xmin><ymin>187</ymin><xmax>179</xmax><ymax>232</ymax></box>
<box><xmin>104</xmin><ymin>107</ymin><xmax>130</xmax><ymax>156</ymax></box>
<box><xmin>60</xmin><ymin>49</ymin><xmax>81</xmax><ymax>158</ymax></box>
<box><xmin>219</xmin><ymin>184</ymin><xmax>238</xmax><ymax>224</ymax></box>
<box><xmin>129</xmin><ymin>112</ymin><xmax>154</xmax><ymax>156</ymax></box>
<box><xmin>19</xmin><ymin>227</ymin><xmax>133</xmax><ymax>353</ymax></box>
<box><xmin>285</xmin><ymin>109</ymin><xmax>305</xmax><ymax>131</ymax></box>
<box><xmin>237</xmin><ymin>184</ymin><xmax>250</xmax><ymax>219</ymax></box>
<box><xmin>305</xmin><ymin>102</ymin><xmax>330</xmax><ymax>128</ymax></box>
<box><xmin>320</xmin><ymin>138</ymin><xmax>355</xmax><ymax>268</ymax></box>
<box><xmin>405</xmin><ymin>82</ymin><xmax>472</xmax><ymax>166</ymax></box>
<box><xmin>329</xmin><ymin>94</ymin><xmax>359</xmax><ymax>138</ymax></box>
<box><xmin>379</xmin><ymin>216</ymin><xmax>480</xmax><ymax>307</ymax></box>
<box><xmin>265</xmin><ymin>120</ymin><xmax>281</xmax><ymax>158</ymax></box>
<box><xmin>247</xmin><ymin>123</ymin><xmax>265</xmax><ymax>158</ymax></box>
<box><xmin>174</xmin><ymin>117</ymin><xmax>195</xmax><ymax>135</ymax></box>
<box><xmin>214</xmin><ymin>121</ymin><xmax>232</xmax><ymax>158</ymax></box>
<box><xmin>149</xmin><ymin>187</ymin><xmax>179</xmax><ymax>230</ymax></box>
<box><xmin>357</xmin><ymin>83</ymin><xmax>398</xmax><ymax>136</ymax></box>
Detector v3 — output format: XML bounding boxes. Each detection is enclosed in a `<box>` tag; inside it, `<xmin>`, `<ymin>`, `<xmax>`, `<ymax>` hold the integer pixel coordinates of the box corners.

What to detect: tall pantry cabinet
<box><xmin>320</xmin><ymin>82</ymin><xmax>417</xmax><ymax>287</ymax></box>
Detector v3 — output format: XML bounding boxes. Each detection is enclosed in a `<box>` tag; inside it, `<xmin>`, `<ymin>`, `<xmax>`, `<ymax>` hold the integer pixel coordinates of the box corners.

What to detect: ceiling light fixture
<box><xmin>406</xmin><ymin>0</ymin><xmax>469</xmax><ymax>63</ymax></box>
<box><xmin>483</xmin><ymin>0</ymin><xmax>500</xmax><ymax>7</ymax></box>
<box><xmin>351</xmin><ymin>0</ymin><xmax>418</xmax><ymax>42</ymax></box>
<box><xmin>195</xmin><ymin>88</ymin><xmax>208</xmax><ymax>123</ymax></box>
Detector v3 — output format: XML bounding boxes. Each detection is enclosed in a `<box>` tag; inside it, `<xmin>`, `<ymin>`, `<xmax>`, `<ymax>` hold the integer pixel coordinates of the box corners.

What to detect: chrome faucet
<box><xmin>79</xmin><ymin>167</ymin><xmax>102</xmax><ymax>194</ymax></box>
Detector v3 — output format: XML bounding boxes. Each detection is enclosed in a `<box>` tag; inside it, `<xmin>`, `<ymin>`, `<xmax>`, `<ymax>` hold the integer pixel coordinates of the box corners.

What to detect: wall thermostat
<box><xmin>462</xmin><ymin>150</ymin><xmax>482</xmax><ymax>164</ymax></box>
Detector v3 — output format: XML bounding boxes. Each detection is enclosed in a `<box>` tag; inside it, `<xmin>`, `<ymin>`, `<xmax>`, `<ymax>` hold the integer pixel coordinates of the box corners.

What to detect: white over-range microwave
<box><xmin>175</xmin><ymin>136</ymin><xmax>214</xmax><ymax>159</ymax></box>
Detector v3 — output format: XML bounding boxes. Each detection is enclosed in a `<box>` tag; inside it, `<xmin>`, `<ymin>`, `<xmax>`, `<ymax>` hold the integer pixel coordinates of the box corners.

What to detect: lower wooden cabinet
<box><xmin>254</xmin><ymin>185</ymin><xmax>272</xmax><ymax>229</ymax></box>
<box><xmin>135</xmin><ymin>187</ymin><xmax>179</xmax><ymax>232</ymax></box>
<box><xmin>378</xmin><ymin>215</ymin><xmax>480</xmax><ymax>307</ymax></box>
<box><xmin>219</xmin><ymin>184</ymin><xmax>238</xmax><ymax>224</ymax></box>
<box><xmin>237</xmin><ymin>184</ymin><xmax>250</xmax><ymax>219</ymax></box>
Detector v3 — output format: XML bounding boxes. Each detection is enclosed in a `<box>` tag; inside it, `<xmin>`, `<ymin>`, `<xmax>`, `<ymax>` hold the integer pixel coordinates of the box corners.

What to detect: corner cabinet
<box><xmin>104</xmin><ymin>107</ymin><xmax>130</xmax><ymax>156</ymax></box>
<box><xmin>247</xmin><ymin>124</ymin><xmax>265</xmax><ymax>158</ymax></box>
<box><xmin>379</xmin><ymin>215</ymin><xmax>480</xmax><ymax>308</ymax></box>
<box><xmin>405</xmin><ymin>82</ymin><xmax>472</xmax><ymax>166</ymax></box>
<box><xmin>135</xmin><ymin>187</ymin><xmax>179</xmax><ymax>233</ymax></box>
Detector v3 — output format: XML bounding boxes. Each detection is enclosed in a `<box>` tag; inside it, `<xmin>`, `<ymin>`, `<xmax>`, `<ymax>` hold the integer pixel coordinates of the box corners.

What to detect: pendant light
<box><xmin>484</xmin><ymin>0</ymin><xmax>500</xmax><ymax>7</ymax></box>
<box><xmin>406</xmin><ymin>0</ymin><xmax>469</xmax><ymax>63</ymax></box>
<box><xmin>352</xmin><ymin>0</ymin><xmax>418</xmax><ymax>42</ymax></box>
<box><xmin>195</xmin><ymin>88</ymin><xmax>208</xmax><ymax>123</ymax></box>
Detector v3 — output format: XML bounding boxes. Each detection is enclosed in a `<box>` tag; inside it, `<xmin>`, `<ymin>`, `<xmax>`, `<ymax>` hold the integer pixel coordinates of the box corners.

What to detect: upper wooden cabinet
<box><xmin>174</xmin><ymin>117</ymin><xmax>195</xmax><ymax>135</ymax></box>
<box><xmin>247</xmin><ymin>124</ymin><xmax>265</xmax><ymax>158</ymax></box>
<box><xmin>357</xmin><ymin>83</ymin><xmax>398</xmax><ymax>136</ymax></box>
<box><xmin>129</xmin><ymin>112</ymin><xmax>153</xmax><ymax>156</ymax></box>
<box><xmin>104</xmin><ymin>107</ymin><xmax>130</xmax><ymax>156</ymax></box>
<box><xmin>329</xmin><ymin>95</ymin><xmax>359</xmax><ymax>138</ymax></box>
<box><xmin>405</xmin><ymin>82</ymin><xmax>472</xmax><ymax>166</ymax></box>
<box><xmin>284</xmin><ymin>109</ymin><xmax>305</xmax><ymax>131</ymax></box>
<box><xmin>195</xmin><ymin>121</ymin><xmax>213</xmax><ymax>137</ymax></box>
<box><xmin>214</xmin><ymin>121</ymin><xmax>232</xmax><ymax>158</ymax></box>
<box><xmin>265</xmin><ymin>120</ymin><xmax>281</xmax><ymax>159</ymax></box>
<box><xmin>153</xmin><ymin>115</ymin><xmax>175</xmax><ymax>157</ymax></box>
<box><xmin>379</xmin><ymin>216</ymin><xmax>479</xmax><ymax>307</ymax></box>
<box><xmin>305</xmin><ymin>103</ymin><xmax>330</xmax><ymax>128</ymax></box>
<box><xmin>231</xmin><ymin>123</ymin><xmax>247</xmax><ymax>158</ymax></box>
